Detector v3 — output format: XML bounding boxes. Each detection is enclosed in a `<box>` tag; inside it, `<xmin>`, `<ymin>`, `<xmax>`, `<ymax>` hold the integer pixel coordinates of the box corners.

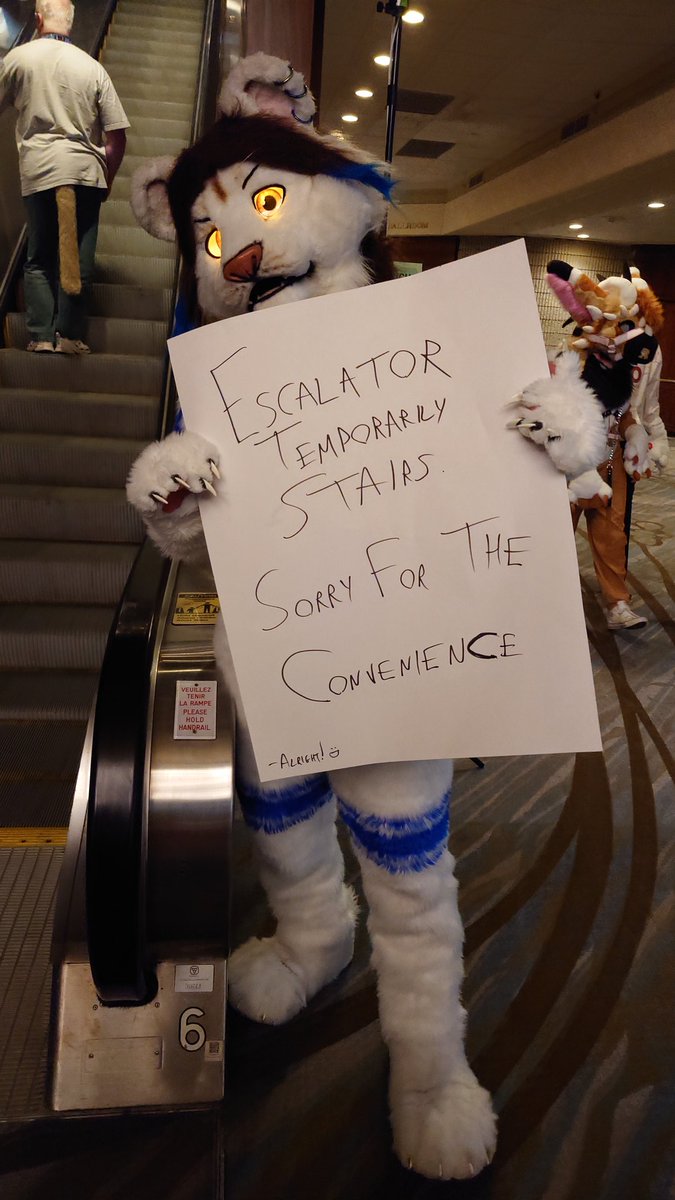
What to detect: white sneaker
<box><xmin>606</xmin><ymin>601</ymin><xmax>647</xmax><ymax>630</ymax></box>
<box><xmin>55</xmin><ymin>334</ymin><xmax>91</xmax><ymax>355</ymax></box>
<box><xmin>26</xmin><ymin>339</ymin><xmax>56</xmax><ymax>352</ymax></box>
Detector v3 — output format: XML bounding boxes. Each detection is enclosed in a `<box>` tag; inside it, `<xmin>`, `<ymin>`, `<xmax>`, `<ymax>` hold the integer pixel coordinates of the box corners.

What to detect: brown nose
<box><xmin>222</xmin><ymin>241</ymin><xmax>263</xmax><ymax>282</ymax></box>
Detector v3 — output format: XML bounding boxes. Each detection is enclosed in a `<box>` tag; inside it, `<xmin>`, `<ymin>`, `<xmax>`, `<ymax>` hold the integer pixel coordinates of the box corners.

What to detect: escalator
<box><xmin>0</xmin><ymin>0</ymin><xmax>236</xmax><ymax>1125</ymax></box>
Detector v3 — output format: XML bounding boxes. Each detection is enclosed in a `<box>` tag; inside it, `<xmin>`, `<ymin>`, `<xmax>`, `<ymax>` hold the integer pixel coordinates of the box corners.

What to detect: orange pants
<box><xmin>571</xmin><ymin>460</ymin><xmax>630</xmax><ymax>605</ymax></box>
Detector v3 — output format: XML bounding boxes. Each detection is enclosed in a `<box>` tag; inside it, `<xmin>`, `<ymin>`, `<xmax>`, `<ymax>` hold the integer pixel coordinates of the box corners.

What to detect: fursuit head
<box><xmin>125</xmin><ymin>52</ymin><xmax>619</xmax><ymax>1180</ymax></box>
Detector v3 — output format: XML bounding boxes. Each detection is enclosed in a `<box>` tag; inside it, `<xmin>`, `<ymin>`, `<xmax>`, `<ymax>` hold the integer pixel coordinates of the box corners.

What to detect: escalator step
<box><xmin>94</xmin><ymin>252</ymin><xmax>175</xmax><ymax>288</ymax></box>
<box><xmin>0</xmin><ymin>604</ymin><xmax>115</xmax><ymax>671</ymax></box>
<box><xmin>0</xmin><ymin>348</ymin><xmax>164</xmax><ymax>395</ymax></box>
<box><xmin>88</xmin><ymin>282</ymin><xmax>173</xmax><ymax>322</ymax></box>
<box><xmin>103</xmin><ymin>47</ymin><xmax>200</xmax><ymax>71</ymax></box>
<box><xmin>110</xmin><ymin>79</ymin><xmax>197</xmax><ymax>104</ymax></box>
<box><xmin>0</xmin><ymin>387</ymin><xmax>157</xmax><ymax>438</ymax></box>
<box><xmin>0</xmin><ymin>670</ymin><xmax>98</xmax><ymax>721</ymax></box>
<box><xmin>96</xmin><ymin>224</ymin><xmax>177</xmax><ymax>259</ymax></box>
<box><xmin>0</xmin><ymin>542</ymin><xmax>138</xmax><ymax>605</ymax></box>
<box><xmin>0</xmin><ymin>484</ymin><xmax>143</xmax><ymax>543</ymax></box>
<box><xmin>4</xmin><ymin>313</ymin><xmax>168</xmax><ymax>356</ymax></box>
<box><xmin>0</xmin><ymin>432</ymin><xmax>146</xmax><ymax>489</ymax></box>
<box><xmin>119</xmin><ymin>97</ymin><xmax>194</xmax><ymax>123</ymax></box>
<box><xmin>121</xmin><ymin>135</ymin><xmax>188</xmax><ymax>161</ymax></box>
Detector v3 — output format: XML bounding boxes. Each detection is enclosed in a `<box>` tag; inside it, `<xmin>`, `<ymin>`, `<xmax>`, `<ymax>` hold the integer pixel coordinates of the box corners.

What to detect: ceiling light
<box><xmin>355</xmin><ymin>88</ymin><xmax>374</xmax><ymax>98</ymax></box>
<box><xmin>341</xmin><ymin>113</ymin><xmax>358</xmax><ymax>123</ymax></box>
<box><xmin>402</xmin><ymin>8</ymin><xmax>425</xmax><ymax>22</ymax></box>
<box><xmin>577</xmin><ymin>233</ymin><xmax>590</xmax><ymax>239</ymax></box>
<box><xmin>647</xmin><ymin>200</ymin><xmax>665</xmax><ymax>209</ymax></box>
<box><xmin>569</xmin><ymin>222</ymin><xmax>583</xmax><ymax>230</ymax></box>
<box><xmin>374</xmin><ymin>54</ymin><xmax>390</xmax><ymax>67</ymax></box>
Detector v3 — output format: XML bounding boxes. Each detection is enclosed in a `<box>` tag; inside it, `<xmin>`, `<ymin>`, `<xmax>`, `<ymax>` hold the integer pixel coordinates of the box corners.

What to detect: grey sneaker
<box><xmin>27</xmin><ymin>339</ymin><xmax>56</xmax><ymax>352</ymax></box>
<box><xmin>606</xmin><ymin>601</ymin><xmax>647</xmax><ymax>630</ymax></box>
<box><xmin>55</xmin><ymin>334</ymin><xmax>91</xmax><ymax>355</ymax></box>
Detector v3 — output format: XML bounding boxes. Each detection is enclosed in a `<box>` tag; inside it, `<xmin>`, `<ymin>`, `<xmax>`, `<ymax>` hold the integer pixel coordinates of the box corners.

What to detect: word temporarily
<box><xmin>257</xmin><ymin>398</ymin><xmax>447</xmax><ymax>471</ymax></box>
<box><xmin>280</xmin><ymin>631</ymin><xmax>521</xmax><ymax>704</ymax></box>
<box><xmin>210</xmin><ymin>339</ymin><xmax>452</xmax><ymax>447</ymax></box>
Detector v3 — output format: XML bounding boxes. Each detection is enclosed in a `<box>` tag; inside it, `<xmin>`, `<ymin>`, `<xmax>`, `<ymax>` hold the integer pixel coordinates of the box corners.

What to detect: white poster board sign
<box><xmin>169</xmin><ymin>240</ymin><xmax>601</xmax><ymax>781</ymax></box>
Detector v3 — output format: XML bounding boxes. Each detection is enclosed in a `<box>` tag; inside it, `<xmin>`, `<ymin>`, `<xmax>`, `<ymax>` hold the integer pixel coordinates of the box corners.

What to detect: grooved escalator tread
<box><xmin>0</xmin><ymin>348</ymin><xmax>164</xmax><ymax>395</ymax></box>
<box><xmin>0</xmin><ymin>483</ymin><xmax>143</xmax><ymax>543</ymax></box>
<box><xmin>4</xmin><ymin>313</ymin><xmax>168</xmax><ymax>356</ymax></box>
<box><xmin>0</xmin><ymin>386</ymin><xmax>158</xmax><ymax>438</ymax></box>
<box><xmin>0</xmin><ymin>670</ymin><xmax>98</xmax><ymax>721</ymax></box>
<box><xmin>88</xmin><ymin>282</ymin><xmax>173</xmax><ymax>322</ymax></box>
<box><xmin>0</xmin><ymin>541</ymin><xmax>138</xmax><ymax>605</ymax></box>
<box><xmin>0</xmin><ymin>603</ymin><xmax>115</xmax><ymax>671</ymax></box>
<box><xmin>0</xmin><ymin>431</ymin><xmax>146</xmax><ymax>489</ymax></box>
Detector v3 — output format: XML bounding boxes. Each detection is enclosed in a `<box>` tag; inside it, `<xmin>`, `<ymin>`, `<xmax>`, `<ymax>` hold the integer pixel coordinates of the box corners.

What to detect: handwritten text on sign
<box><xmin>169</xmin><ymin>241</ymin><xmax>601</xmax><ymax>780</ymax></box>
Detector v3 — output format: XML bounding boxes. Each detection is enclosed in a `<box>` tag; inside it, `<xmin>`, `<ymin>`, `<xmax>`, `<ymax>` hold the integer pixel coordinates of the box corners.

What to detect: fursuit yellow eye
<box><xmin>205</xmin><ymin>228</ymin><xmax>222</xmax><ymax>259</ymax></box>
<box><xmin>252</xmin><ymin>185</ymin><xmax>286</xmax><ymax>218</ymax></box>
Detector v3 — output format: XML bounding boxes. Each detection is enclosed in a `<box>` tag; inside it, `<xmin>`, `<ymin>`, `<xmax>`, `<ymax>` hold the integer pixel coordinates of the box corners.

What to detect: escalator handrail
<box><xmin>86</xmin><ymin>0</ymin><xmax>224</xmax><ymax>1005</ymax></box>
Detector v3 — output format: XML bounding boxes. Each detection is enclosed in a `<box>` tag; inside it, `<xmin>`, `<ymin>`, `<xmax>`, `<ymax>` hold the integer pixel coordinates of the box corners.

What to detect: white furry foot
<box><xmin>228</xmin><ymin>927</ymin><xmax>354</xmax><ymax>1024</ymax></box>
<box><xmin>392</xmin><ymin>1070</ymin><xmax>497</xmax><ymax>1181</ymax></box>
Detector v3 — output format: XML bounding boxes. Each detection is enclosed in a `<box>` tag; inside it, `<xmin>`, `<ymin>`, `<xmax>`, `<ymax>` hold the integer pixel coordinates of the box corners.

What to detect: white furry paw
<box><xmin>392</xmin><ymin>1071</ymin><xmax>497</xmax><ymax>1181</ymax></box>
<box><xmin>623</xmin><ymin>423</ymin><xmax>651</xmax><ymax>479</ymax></box>
<box><xmin>508</xmin><ymin>353</ymin><xmax>608</xmax><ymax>481</ymax></box>
<box><xmin>126</xmin><ymin>429</ymin><xmax>220</xmax><ymax>518</ymax></box>
<box><xmin>567</xmin><ymin>469</ymin><xmax>612</xmax><ymax>504</ymax></box>
<box><xmin>228</xmin><ymin>928</ymin><xmax>354</xmax><ymax>1024</ymax></box>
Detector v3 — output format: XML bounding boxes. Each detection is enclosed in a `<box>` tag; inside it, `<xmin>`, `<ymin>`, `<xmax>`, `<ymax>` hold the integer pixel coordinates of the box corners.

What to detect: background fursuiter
<box><xmin>509</xmin><ymin>261</ymin><xmax>665</xmax><ymax>502</ymax></box>
<box><xmin>126</xmin><ymin>53</ymin><xmax>608</xmax><ymax>1181</ymax></box>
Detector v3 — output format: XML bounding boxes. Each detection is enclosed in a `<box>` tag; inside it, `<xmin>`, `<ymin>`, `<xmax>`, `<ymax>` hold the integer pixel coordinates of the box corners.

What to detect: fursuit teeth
<box><xmin>338</xmin><ymin>794</ymin><xmax>451</xmax><ymax>874</ymax></box>
<box><xmin>238</xmin><ymin>774</ymin><xmax>334</xmax><ymax>834</ymax></box>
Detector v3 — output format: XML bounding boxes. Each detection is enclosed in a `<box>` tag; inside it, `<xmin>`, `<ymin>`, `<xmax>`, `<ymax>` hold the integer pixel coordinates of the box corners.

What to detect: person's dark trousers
<box><xmin>23</xmin><ymin>185</ymin><xmax>106</xmax><ymax>343</ymax></box>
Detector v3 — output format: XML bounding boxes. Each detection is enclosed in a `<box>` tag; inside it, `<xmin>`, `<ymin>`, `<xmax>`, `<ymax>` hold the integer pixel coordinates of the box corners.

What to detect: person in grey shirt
<box><xmin>0</xmin><ymin>0</ymin><xmax>129</xmax><ymax>353</ymax></box>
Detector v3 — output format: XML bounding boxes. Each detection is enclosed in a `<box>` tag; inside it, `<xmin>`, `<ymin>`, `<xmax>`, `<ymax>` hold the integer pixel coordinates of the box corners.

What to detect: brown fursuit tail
<box><xmin>55</xmin><ymin>185</ymin><xmax>81</xmax><ymax>295</ymax></box>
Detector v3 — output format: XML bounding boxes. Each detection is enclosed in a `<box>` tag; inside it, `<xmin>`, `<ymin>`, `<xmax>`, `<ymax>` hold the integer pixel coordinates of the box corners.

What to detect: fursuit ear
<box><xmin>130</xmin><ymin>155</ymin><xmax>178</xmax><ymax>242</ymax></box>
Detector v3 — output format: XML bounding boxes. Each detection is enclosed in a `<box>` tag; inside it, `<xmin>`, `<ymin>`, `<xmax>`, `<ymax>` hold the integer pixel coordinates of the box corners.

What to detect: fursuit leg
<box><xmin>334</xmin><ymin>761</ymin><xmax>497</xmax><ymax>1181</ymax></box>
<box><xmin>229</xmin><ymin>766</ymin><xmax>356</xmax><ymax>1025</ymax></box>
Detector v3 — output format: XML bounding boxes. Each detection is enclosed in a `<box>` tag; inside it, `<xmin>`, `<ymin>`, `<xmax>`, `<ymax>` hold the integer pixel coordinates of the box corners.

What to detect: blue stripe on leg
<box><xmin>237</xmin><ymin>773</ymin><xmax>333</xmax><ymax>834</ymax></box>
<box><xmin>337</xmin><ymin>793</ymin><xmax>451</xmax><ymax>874</ymax></box>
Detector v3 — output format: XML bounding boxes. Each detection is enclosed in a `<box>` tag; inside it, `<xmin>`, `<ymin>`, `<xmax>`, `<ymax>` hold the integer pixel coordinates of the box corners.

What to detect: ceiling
<box><xmin>319</xmin><ymin>0</ymin><xmax>675</xmax><ymax>244</ymax></box>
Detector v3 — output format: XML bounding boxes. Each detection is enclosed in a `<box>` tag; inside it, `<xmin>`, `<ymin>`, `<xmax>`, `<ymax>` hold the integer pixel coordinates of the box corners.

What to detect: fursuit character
<box><xmin>512</xmin><ymin>261</ymin><xmax>666</xmax><ymax>630</ymax></box>
<box><xmin>127</xmin><ymin>55</ymin><xmax>624</xmax><ymax>1180</ymax></box>
<box><xmin>127</xmin><ymin>52</ymin><xmax>496</xmax><ymax>1182</ymax></box>
<box><xmin>508</xmin><ymin>260</ymin><xmax>665</xmax><ymax>502</ymax></box>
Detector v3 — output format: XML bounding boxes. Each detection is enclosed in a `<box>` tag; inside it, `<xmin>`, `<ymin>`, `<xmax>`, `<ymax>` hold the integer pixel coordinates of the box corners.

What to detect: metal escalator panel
<box><xmin>50</xmin><ymin>558</ymin><xmax>233</xmax><ymax>1112</ymax></box>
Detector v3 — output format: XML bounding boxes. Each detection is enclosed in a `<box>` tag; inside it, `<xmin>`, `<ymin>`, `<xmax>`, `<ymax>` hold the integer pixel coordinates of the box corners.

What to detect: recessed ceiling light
<box><xmin>569</xmin><ymin>222</ymin><xmax>583</xmax><ymax>230</ymax></box>
<box><xmin>577</xmin><ymin>233</ymin><xmax>590</xmax><ymax>239</ymax></box>
<box><xmin>647</xmin><ymin>200</ymin><xmax>665</xmax><ymax>209</ymax></box>
<box><xmin>341</xmin><ymin>113</ymin><xmax>358</xmax><ymax>123</ymax></box>
<box><xmin>355</xmin><ymin>88</ymin><xmax>374</xmax><ymax>99</ymax></box>
<box><xmin>374</xmin><ymin>54</ymin><xmax>391</xmax><ymax>67</ymax></box>
<box><xmin>402</xmin><ymin>8</ymin><xmax>425</xmax><ymax>22</ymax></box>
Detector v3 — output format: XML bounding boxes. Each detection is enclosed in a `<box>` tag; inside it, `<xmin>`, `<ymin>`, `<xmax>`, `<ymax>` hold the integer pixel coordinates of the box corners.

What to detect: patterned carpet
<box><xmin>224</xmin><ymin>453</ymin><xmax>675</xmax><ymax>1200</ymax></box>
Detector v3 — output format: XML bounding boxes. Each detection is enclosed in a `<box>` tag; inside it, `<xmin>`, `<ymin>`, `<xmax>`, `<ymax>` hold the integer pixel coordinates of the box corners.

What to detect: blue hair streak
<box><xmin>327</xmin><ymin>160</ymin><xmax>395</xmax><ymax>201</ymax></box>
<box><xmin>237</xmin><ymin>773</ymin><xmax>333</xmax><ymax>835</ymax></box>
<box><xmin>338</xmin><ymin>793</ymin><xmax>451</xmax><ymax>874</ymax></box>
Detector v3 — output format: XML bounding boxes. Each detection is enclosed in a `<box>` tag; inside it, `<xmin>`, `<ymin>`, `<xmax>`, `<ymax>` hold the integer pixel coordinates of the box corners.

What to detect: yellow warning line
<box><xmin>0</xmin><ymin>827</ymin><xmax>68</xmax><ymax>847</ymax></box>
